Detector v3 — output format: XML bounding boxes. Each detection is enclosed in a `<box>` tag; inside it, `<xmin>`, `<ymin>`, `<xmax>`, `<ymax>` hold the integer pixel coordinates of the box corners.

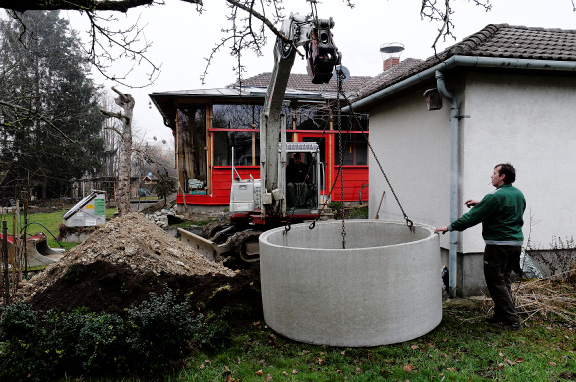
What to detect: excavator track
<box><xmin>201</xmin><ymin>221</ymin><xmax>230</xmax><ymax>240</ymax></box>
<box><xmin>229</xmin><ymin>229</ymin><xmax>263</xmax><ymax>263</ymax></box>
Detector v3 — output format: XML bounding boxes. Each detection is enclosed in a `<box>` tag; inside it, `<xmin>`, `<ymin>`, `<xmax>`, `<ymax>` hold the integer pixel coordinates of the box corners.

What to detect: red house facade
<box><xmin>149</xmin><ymin>73</ymin><xmax>371</xmax><ymax>215</ymax></box>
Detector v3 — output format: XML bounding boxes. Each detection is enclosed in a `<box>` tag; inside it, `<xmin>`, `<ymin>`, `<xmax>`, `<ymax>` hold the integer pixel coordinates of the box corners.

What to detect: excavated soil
<box><xmin>14</xmin><ymin>213</ymin><xmax>262</xmax><ymax>322</ymax></box>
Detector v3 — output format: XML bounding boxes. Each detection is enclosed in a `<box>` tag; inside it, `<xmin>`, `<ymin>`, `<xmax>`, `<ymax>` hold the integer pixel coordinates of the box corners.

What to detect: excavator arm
<box><xmin>260</xmin><ymin>13</ymin><xmax>339</xmax><ymax>216</ymax></box>
<box><xmin>180</xmin><ymin>13</ymin><xmax>340</xmax><ymax>263</ymax></box>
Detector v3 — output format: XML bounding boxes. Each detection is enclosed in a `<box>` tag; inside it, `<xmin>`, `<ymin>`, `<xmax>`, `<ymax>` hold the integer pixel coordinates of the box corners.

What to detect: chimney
<box><xmin>380</xmin><ymin>43</ymin><xmax>404</xmax><ymax>71</ymax></box>
<box><xmin>383</xmin><ymin>57</ymin><xmax>400</xmax><ymax>71</ymax></box>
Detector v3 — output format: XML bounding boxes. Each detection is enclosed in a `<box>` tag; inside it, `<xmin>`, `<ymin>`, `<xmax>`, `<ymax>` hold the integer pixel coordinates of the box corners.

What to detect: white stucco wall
<box><xmin>461</xmin><ymin>73</ymin><xmax>576</xmax><ymax>253</ymax></box>
<box><xmin>367</xmin><ymin>85</ymin><xmax>453</xmax><ymax>231</ymax></box>
<box><xmin>368</xmin><ymin>71</ymin><xmax>576</xmax><ymax>255</ymax></box>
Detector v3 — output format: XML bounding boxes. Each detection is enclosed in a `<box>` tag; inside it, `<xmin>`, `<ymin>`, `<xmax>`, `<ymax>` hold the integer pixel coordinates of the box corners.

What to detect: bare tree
<box><xmin>100</xmin><ymin>86</ymin><xmax>134</xmax><ymax>216</ymax></box>
<box><xmin>420</xmin><ymin>0</ymin><xmax>491</xmax><ymax>54</ymax></box>
<box><xmin>0</xmin><ymin>0</ymin><xmax>502</xmax><ymax>88</ymax></box>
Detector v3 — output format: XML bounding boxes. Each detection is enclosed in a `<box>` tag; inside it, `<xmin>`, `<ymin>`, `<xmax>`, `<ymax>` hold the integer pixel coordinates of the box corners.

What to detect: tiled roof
<box><xmin>229</xmin><ymin>72</ymin><xmax>373</xmax><ymax>96</ymax></box>
<box><xmin>356</xmin><ymin>24</ymin><xmax>576</xmax><ymax>101</ymax></box>
<box><xmin>356</xmin><ymin>58</ymin><xmax>424</xmax><ymax>97</ymax></box>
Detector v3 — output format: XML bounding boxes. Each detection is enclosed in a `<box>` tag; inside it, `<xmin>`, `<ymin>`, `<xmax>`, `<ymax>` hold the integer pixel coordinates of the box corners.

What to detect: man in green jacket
<box><xmin>435</xmin><ymin>163</ymin><xmax>526</xmax><ymax>330</ymax></box>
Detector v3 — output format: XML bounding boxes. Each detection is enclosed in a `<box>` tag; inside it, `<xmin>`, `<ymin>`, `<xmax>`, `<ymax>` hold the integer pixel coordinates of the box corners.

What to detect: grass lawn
<box><xmin>1</xmin><ymin>208</ymin><xmax>574</xmax><ymax>381</ymax></box>
<box><xmin>0</xmin><ymin>207</ymin><xmax>118</xmax><ymax>251</ymax></box>
<box><xmin>169</xmin><ymin>301</ymin><xmax>575</xmax><ymax>382</ymax></box>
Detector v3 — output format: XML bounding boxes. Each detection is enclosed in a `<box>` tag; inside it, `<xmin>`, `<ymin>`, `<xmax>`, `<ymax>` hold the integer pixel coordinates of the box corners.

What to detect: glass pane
<box><xmin>178</xmin><ymin>106</ymin><xmax>207</xmax><ymax>185</ymax></box>
<box><xmin>285</xmin><ymin>151</ymin><xmax>318</xmax><ymax>208</ymax></box>
<box><xmin>302</xmin><ymin>136</ymin><xmax>325</xmax><ymax>164</ymax></box>
<box><xmin>213</xmin><ymin>131</ymin><xmax>230</xmax><ymax>166</ymax></box>
<box><xmin>288</xmin><ymin>105</ymin><xmax>331</xmax><ymax>131</ymax></box>
<box><xmin>213</xmin><ymin>131</ymin><xmax>260</xmax><ymax>166</ymax></box>
<box><xmin>334</xmin><ymin>134</ymin><xmax>369</xmax><ymax>166</ymax></box>
<box><xmin>213</xmin><ymin>104</ymin><xmax>263</xmax><ymax>129</ymax></box>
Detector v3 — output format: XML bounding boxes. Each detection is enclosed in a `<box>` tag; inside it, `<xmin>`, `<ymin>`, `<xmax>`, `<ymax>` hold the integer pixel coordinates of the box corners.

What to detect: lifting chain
<box><xmin>285</xmin><ymin>101</ymin><xmax>336</xmax><ymax>232</ymax></box>
<box><xmin>337</xmin><ymin>85</ymin><xmax>415</xmax><ymax>233</ymax></box>
<box><xmin>286</xmin><ymin>64</ymin><xmax>415</xmax><ymax>236</ymax></box>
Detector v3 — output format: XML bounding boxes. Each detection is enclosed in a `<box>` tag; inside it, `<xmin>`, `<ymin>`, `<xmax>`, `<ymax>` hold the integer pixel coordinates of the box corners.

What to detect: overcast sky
<box><xmin>67</xmin><ymin>0</ymin><xmax>576</xmax><ymax>145</ymax></box>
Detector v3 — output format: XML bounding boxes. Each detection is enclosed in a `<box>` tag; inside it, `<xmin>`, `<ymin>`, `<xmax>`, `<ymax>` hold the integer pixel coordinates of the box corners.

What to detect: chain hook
<box><xmin>405</xmin><ymin>218</ymin><xmax>415</xmax><ymax>233</ymax></box>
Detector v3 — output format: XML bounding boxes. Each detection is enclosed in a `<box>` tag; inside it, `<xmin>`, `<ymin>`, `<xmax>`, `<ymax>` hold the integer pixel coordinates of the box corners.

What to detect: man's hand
<box><xmin>465</xmin><ymin>199</ymin><xmax>480</xmax><ymax>208</ymax></box>
<box><xmin>434</xmin><ymin>226</ymin><xmax>449</xmax><ymax>234</ymax></box>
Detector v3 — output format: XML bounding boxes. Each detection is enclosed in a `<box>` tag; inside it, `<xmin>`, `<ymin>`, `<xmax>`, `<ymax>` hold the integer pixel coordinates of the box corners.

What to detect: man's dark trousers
<box><xmin>484</xmin><ymin>244</ymin><xmax>521</xmax><ymax>324</ymax></box>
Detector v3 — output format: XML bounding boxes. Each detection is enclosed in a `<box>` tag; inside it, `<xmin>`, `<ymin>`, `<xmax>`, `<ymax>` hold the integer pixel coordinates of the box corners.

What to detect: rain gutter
<box><xmin>345</xmin><ymin>55</ymin><xmax>576</xmax><ymax>297</ymax></box>
<box><xmin>342</xmin><ymin>56</ymin><xmax>576</xmax><ymax>112</ymax></box>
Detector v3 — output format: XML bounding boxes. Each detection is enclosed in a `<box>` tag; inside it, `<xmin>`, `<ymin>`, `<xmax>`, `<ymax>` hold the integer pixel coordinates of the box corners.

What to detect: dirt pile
<box><xmin>15</xmin><ymin>213</ymin><xmax>261</xmax><ymax>318</ymax></box>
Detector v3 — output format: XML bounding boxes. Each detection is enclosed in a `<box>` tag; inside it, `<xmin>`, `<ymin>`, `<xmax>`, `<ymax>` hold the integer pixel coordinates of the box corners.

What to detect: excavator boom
<box><xmin>182</xmin><ymin>13</ymin><xmax>339</xmax><ymax>263</ymax></box>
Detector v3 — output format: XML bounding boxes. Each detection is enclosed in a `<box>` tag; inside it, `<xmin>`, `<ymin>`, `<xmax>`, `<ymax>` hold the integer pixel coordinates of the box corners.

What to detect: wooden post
<box><xmin>375</xmin><ymin>191</ymin><xmax>386</xmax><ymax>220</ymax></box>
<box><xmin>206</xmin><ymin>104</ymin><xmax>213</xmax><ymax>195</ymax></box>
<box><xmin>2</xmin><ymin>221</ymin><xmax>9</xmax><ymax>305</ymax></box>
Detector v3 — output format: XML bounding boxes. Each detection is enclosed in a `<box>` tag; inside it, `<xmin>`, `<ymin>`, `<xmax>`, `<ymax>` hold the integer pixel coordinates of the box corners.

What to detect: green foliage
<box><xmin>329</xmin><ymin>201</ymin><xmax>368</xmax><ymax>219</ymax></box>
<box><xmin>0</xmin><ymin>289</ymin><xmax>203</xmax><ymax>381</ymax></box>
<box><xmin>196</xmin><ymin>319</ymin><xmax>231</xmax><ymax>351</ymax></box>
<box><xmin>0</xmin><ymin>301</ymin><xmax>40</xmax><ymax>342</ymax></box>
<box><xmin>155</xmin><ymin>170</ymin><xmax>177</xmax><ymax>204</ymax></box>
<box><xmin>127</xmin><ymin>289</ymin><xmax>201</xmax><ymax>372</ymax></box>
<box><xmin>0</xmin><ymin>10</ymin><xmax>108</xmax><ymax>199</ymax></box>
<box><xmin>0</xmin><ymin>303</ymin><xmax>43</xmax><ymax>381</ymax></box>
<box><xmin>76</xmin><ymin>313</ymin><xmax>130</xmax><ymax>376</ymax></box>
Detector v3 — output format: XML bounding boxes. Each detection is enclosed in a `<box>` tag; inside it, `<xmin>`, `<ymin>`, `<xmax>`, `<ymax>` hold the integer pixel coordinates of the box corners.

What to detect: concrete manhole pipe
<box><xmin>259</xmin><ymin>219</ymin><xmax>442</xmax><ymax>347</ymax></box>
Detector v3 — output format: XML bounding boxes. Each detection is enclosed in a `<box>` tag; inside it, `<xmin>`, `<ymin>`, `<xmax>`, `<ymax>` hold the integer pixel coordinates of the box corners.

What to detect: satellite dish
<box><xmin>332</xmin><ymin>65</ymin><xmax>350</xmax><ymax>84</ymax></box>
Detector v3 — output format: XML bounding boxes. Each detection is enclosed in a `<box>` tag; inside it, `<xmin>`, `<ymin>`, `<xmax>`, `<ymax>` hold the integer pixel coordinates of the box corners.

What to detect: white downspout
<box><xmin>435</xmin><ymin>70</ymin><xmax>460</xmax><ymax>298</ymax></box>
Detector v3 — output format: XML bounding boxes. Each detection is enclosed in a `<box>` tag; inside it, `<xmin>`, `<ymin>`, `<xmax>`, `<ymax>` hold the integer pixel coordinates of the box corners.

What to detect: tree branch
<box><xmin>0</xmin><ymin>0</ymin><xmax>202</xmax><ymax>13</ymax></box>
<box><xmin>421</xmin><ymin>0</ymin><xmax>491</xmax><ymax>54</ymax></box>
<box><xmin>0</xmin><ymin>99</ymin><xmax>75</xmax><ymax>142</ymax></box>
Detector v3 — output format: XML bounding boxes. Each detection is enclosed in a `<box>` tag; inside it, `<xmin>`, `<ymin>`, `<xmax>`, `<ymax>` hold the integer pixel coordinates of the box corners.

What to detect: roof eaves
<box><xmin>351</xmin><ymin>24</ymin><xmax>576</xmax><ymax>109</ymax></box>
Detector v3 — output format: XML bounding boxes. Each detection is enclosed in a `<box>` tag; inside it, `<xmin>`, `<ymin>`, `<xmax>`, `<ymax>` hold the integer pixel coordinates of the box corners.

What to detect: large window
<box><xmin>178</xmin><ymin>106</ymin><xmax>207</xmax><ymax>185</ymax></box>
<box><xmin>334</xmin><ymin>134</ymin><xmax>368</xmax><ymax>166</ymax></box>
<box><xmin>212</xmin><ymin>104</ymin><xmax>262</xmax><ymax>166</ymax></box>
<box><xmin>213</xmin><ymin>131</ymin><xmax>260</xmax><ymax>166</ymax></box>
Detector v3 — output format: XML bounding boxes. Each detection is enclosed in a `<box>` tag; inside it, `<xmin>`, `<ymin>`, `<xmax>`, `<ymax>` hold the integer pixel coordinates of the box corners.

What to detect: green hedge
<box><xmin>0</xmin><ymin>289</ymin><xmax>211</xmax><ymax>381</ymax></box>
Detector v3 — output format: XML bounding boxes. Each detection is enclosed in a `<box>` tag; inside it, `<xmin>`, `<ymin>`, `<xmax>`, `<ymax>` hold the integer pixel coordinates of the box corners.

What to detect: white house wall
<box><xmin>368</xmin><ymin>71</ymin><xmax>576</xmax><ymax>255</ymax></box>
<box><xmin>461</xmin><ymin>72</ymin><xmax>576</xmax><ymax>253</ymax></box>
<box><xmin>367</xmin><ymin>86</ymin><xmax>454</xmax><ymax>232</ymax></box>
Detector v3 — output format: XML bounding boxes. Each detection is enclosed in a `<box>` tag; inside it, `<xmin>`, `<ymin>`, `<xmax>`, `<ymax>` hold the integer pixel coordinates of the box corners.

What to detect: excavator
<box><xmin>179</xmin><ymin>12</ymin><xmax>341</xmax><ymax>263</ymax></box>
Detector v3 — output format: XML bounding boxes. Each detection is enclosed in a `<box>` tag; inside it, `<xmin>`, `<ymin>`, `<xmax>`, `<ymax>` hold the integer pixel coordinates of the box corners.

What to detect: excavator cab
<box><xmin>285</xmin><ymin>151</ymin><xmax>318</xmax><ymax>209</ymax></box>
<box><xmin>282</xmin><ymin>142</ymin><xmax>322</xmax><ymax>212</ymax></box>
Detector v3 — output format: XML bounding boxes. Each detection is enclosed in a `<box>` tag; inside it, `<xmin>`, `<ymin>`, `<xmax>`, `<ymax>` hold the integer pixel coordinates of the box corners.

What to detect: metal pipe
<box><xmin>435</xmin><ymin>70</ymin><xmax>459</xmax><ymax>298</ymax></box>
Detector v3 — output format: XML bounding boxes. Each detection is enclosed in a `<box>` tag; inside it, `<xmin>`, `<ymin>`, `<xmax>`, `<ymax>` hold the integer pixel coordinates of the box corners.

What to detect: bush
<box><xmin>197</xmin><ymin>319</ymin><xmax>231</xmax><ymax>351</ymax></box>
<box><xmin>41</xmin><ymin>312</ymin><xmax>88</xmax><ymax>377</ymax></box>
<box><xmin>76</xmin><ymin>312</ymin><xmax>130</xmax><ymax>375</ymax></box>
<box><xmin>0</xmin><ymin>302</ymin><xmax>43</xmax><ymax>381</ymax></box>
<box><xmin>0</xmin><ymin>289</ymin><xmax>203</xmax><ymax>380</ymax></box>
<box><xmin>127</xmin><ymin>288</ymin><xmax>201</xmax><ymax>372</ymax></box>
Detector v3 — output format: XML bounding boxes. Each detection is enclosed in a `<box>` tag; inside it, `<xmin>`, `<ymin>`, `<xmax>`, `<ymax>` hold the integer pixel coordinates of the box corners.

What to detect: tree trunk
<box><xmin>115</xmin><ymin>91</ymin><xmax>134</xmax><ymax>216</ymax></box>
<box><xmin>101</xmin><ymin>87</ymin><xmax>135</xmax><ymax>217</ymax></box>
